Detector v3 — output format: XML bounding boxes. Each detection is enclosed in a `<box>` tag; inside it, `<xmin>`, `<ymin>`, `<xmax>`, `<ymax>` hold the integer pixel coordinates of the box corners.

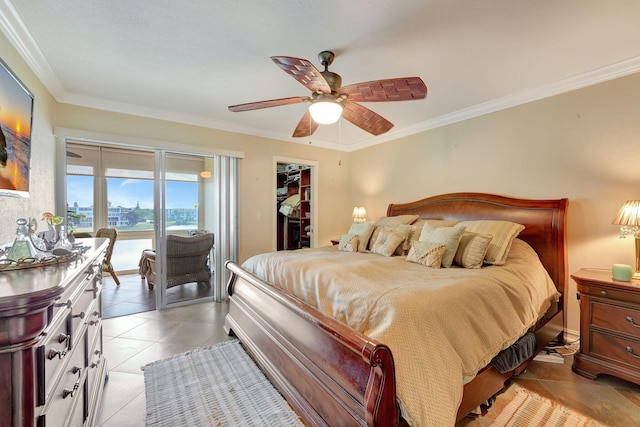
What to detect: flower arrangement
<box><xmin>41</xmin><ymin>212</ymin><xmax>64</xmax><ymax>226</ymax></box>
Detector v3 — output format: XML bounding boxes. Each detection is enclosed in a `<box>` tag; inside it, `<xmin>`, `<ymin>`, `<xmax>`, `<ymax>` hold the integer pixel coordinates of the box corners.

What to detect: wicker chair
<box><xmin>139</xmin><ymin>233</ymin><xmax>214</xmax><ymax>290</ymax></box>
<box><xmin>96</xmin><ymin>228</ymin><xmax>120</xmax><ymax>285</ymax></box>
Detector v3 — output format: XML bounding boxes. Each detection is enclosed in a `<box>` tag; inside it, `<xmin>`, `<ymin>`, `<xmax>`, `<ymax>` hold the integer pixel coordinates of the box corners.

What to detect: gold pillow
<box><xmin>397</xmin><ymin>224</ymin><xmax>422</xmax><ymax>256</ymax></box>
<box><xmin>371</xmin><ymin>229</ymin><xmax>405</xmax><ymax>257</ymax></box>
<box><xmin>458</xmin><ymin>220</ymin><xmax>525</xmax><ymax>265</ymax></box>
<box><xmin>347</xmin><ymin>222</ymin><xmax>375</xmax><ymax>252</ymax></box>
<box><xmin>368</xmin><ymin>215</ymin><xmax>419</xmax><ymax>250</ymax></box>
<box><xmin>454</xmin><ymin>232</ymin><xmax>493</xmax><ymax>268</ymax></box>
<box><xmin>338</xmin><ymin>234</ymin><xmax>359</xmax><ymax>252</ymax></box>
<box><xmin>412</xmin><ymin>219</ymin><xmax>459</xmax><ymax>228</ymax></box>
<box><xmin>419</xmin><ymin>224</ymin><xmax>466</xmax><ymax>268</ymax></box>
<box><xmin>406</xmin><ymin>241</ymin><xmax>447</xmax><ymax>268</ymax></box>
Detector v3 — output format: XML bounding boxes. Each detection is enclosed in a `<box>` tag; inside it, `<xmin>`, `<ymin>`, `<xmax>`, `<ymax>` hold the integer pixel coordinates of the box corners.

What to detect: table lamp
<box><xmin>352</xmin><ymin>206</ymin><xmax>367</xmax><ymax>224</ymax></box>
<box><xmin>612</xmin><ymin>200</ymin><xmax>640</xmax><ymax>279</ymax></box>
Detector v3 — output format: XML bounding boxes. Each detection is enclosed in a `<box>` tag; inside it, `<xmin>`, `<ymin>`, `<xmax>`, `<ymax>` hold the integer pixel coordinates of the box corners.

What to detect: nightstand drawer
<box><xmin>580</xmin><ymin>283</ymin><xmax>640</xmax><ymax>305</ymax></box>
<box><xmin>591</xmin><ymin>330</ymin><xmax>640</xmax><ymax>369</ymax></box>
<box><xmin>592</xmin><ymin>300</ymin><xmax>640</xmax><ymax>337</ymax></box>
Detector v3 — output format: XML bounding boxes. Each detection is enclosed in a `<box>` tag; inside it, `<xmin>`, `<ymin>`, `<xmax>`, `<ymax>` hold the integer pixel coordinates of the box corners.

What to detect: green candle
<box><xmin>612</xmin><ymin>263</ymin><xmax>633</xmax><ymax>281</ymax></box>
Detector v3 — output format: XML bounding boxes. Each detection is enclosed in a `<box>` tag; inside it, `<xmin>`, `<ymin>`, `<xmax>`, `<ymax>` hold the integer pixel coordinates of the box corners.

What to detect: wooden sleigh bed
<box><xmin>224</xmin><ymin>192</ymin><xmax>568</xmax><ymax>426</ymax></box>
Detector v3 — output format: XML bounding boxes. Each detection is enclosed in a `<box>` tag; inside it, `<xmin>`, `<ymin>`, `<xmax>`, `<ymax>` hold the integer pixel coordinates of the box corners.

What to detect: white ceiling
<box><xmin>2</xmin><ymin>0</ymin><xmax>640</xmax><ymax>151</ymax></box>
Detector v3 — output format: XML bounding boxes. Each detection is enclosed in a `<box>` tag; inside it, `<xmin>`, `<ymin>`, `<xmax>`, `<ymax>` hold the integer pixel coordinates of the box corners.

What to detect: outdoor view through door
<box><xmin>65</xmin><ymin>142</ymin><xmax>238</xmax><ymax>316</ymax></box>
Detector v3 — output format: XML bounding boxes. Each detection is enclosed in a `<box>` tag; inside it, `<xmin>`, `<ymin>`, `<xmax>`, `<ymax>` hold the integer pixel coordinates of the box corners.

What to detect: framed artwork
<box><xmin>0</xmin><ymin>57</ymin><xmax>34</xmax><ymax>198</ymax></box>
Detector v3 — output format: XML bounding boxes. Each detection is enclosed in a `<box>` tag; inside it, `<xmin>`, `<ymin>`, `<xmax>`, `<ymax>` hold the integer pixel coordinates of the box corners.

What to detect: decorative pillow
<box><xmin>338</xmin><ymin>234</ymin><xmax>359</xmax><ymax>252</ymax></box>
<box><xmin>406</xmin><ymin>241</ymin><xmax>448</xmax><ymax>268</ymax></box>
<box><xmin>367</xmin><ymin>215</ymin><xmax>419</xmax><ymax>250</ymax></box>
<box><xmin>419</xmin><ymin>224</ymin><xmax>466</xmax><ymax>268</ymax></box>
<box><xmin>347</xmin><ymin>222</ymin><xmax>375</xmax><ymax>252</ymax></box>
<box><xmin>371</xmin><ymin>229</ymin><xmax>406</xmax><ymax>257</ymax></box>
<box><xmin>396</xmin><ymin>224</ymin><xmax>422</xmax><ymax>256</ymax></box>
<box><xmin>458</xmin><ymin>220</ymin><xmax>525</xmax><ymax>265</ymax></box>
<box><xmin>453</xmin><ymin>232</ymin><xmax>493</xmax><ymax>269</ymax></box>
<box><xmin>412</xmin><ymin>219</ymin><xmax>460</xmax><ymax>229</ymax></box>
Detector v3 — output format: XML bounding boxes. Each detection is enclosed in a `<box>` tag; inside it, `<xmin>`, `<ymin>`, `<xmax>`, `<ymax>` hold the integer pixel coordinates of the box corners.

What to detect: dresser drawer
<box><xmin>69</xmin><ymin>276</ymin><xmax>98</xmax><ymax>346</ymax></box>
<box><xmin>38</xmin><ymin>316</ymin><xmax>71</xmax><ymax>404</ymax></box>
<box><xmin>39</xmin><ymin>335</ymin><xmax>87</xmax><ymax>427</ymax></box>
<box><xmin>591</xmin><ymin>330</ymin><xmax>640</xmax><ymax>370</ymax></box>
<box><xmin>86</xmin><ymin>293</ymin><xmax>102</xmax><ymax>348</ymax></box>
<box><xmin>591</xmin><ymin>300</ymin><xmax>640</xmax><ymax>337</ymax></box>
<box><xmin>86</xmin><ymin>337</ymin><xmax>104</xmax><ymax>403</ymax></box>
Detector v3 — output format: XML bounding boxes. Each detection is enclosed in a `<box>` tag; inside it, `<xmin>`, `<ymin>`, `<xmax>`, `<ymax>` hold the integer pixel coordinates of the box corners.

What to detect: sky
<box><xmin>67</xmin><ymin>176</ymin><xmax>199</xmax><ymax>209</ymax></box>
<box><xmin>0</xmin><ymin>61</ymin><xmax>32</xmax><ymax>137</ymax></box>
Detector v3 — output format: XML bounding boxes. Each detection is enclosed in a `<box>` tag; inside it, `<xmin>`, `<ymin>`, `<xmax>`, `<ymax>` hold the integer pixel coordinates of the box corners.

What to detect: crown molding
<box><xmin>0</xmin><ymin>0</ymin><xmax>65</xmax><ymax>97</ymax></box>
<box><xmin>347</xmin><ymin>55</ymin><xmax>640</xmax><ymax>152</ymax></box>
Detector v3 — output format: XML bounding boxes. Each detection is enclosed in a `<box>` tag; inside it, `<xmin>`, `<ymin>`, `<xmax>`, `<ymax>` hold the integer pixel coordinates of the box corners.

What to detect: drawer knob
<box><xmin>55</xmin><ymin>300</ymin><xmax>72</xmax><ymax>309</ymax></box>
<box><xmin>58</xmin><ymin>333</ymin><xmax>70</xmax><ymax>344</ymax></box>
<box><xmin>626</xmin><ymin>346</ymin><xmax>640</xmax><ymax>360</ymax></box>
<box><xmin>600</xmin><ymin>290</ymin><xmax>608</xmax><ymax>297</ymax></box>
<box><xmin>72</xmin><ymin>311</ymin><xmax>85</xmax><ymax>319</ymax></box>
<box><xmin>48</xmin><ymin>348</ymin><xmax>67</xmax><ymax>360</ymax></box>
<box><xmin>626</xmin><ymin>316</ymin><xmax>640</xmax><ymax>329</ymax></box>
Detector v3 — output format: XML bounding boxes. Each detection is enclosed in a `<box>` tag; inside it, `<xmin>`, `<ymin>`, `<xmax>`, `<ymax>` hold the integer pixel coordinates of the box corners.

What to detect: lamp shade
<box><xmin>309</xmin><ymin>99</ymin><xmax>343</xmax><ymax>124</ymax></box>
<box><xmin>352</xmin><ymin>206</ymin><xmax>367</xmax><ymax>223</ymax></box>
<box><xmin>612</xmin><ymin>200</ymin><xmax>640</xmax><ymax>226</ymax></box>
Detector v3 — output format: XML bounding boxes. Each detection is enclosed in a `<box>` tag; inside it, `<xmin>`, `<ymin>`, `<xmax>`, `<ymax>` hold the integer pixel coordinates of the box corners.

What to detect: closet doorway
<box><xmin>275</xmin><ymin>158</ymin><xmax>317</xmax><ymax>251</ymax></box>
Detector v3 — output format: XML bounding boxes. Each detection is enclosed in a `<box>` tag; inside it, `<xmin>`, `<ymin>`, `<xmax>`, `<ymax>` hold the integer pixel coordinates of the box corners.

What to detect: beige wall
<box><xmin>348</xmin><ymin>72</ymin><xmax>640</xmax><ymax>334</ymax></box>
<box><xmin>0</xmin><ymin>35</ymin><xmax>57</xmax><ymax>245</ymax></box>
<box><xmin>4</xmin><ymin>26</ymin><xmax>640</xmax><ymax>335</ymax></box>
<box><xmin>54</xmin><ymin>104</ymin><xmax>351</xmax><ymax>262</ymax></box>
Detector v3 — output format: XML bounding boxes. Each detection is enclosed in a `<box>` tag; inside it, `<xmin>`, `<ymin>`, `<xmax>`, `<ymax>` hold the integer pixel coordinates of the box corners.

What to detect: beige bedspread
<box><xmin>242</xmin><ymin>239</ymin><xmax>560</xmax><ymax>426</ymax></box>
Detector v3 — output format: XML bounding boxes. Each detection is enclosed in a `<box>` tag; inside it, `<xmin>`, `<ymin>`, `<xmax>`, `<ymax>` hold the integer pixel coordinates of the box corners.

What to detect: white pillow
<box><xmin>347</xmin><ymin>222</ymin><xmax>375</xmax><ymax>252</ymax></box>
<box><xmin>419</xmin><ymin>223</ymin><xmax>466</xmax><ymax>268</ymax></box>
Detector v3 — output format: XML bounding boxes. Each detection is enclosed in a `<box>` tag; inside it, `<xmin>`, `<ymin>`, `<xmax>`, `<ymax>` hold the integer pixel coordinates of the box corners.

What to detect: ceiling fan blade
<box><xmin>341</xmin><ymin>102</ymin><xmax>394</xmax><ymax>136</ymax></box>
<box><xmin>337</xmin><ymin>77</ymin><xmax>427</xmax><ymax>102</ymax></box>
<box><xmin>271</xmin><ymin>56</ymin><xmax>332</xmax><ymax>94</ymax></box>
<box><xmin>228</xmin><ymin>96</ymin><xmax>309</xmax><ymax>112</ymax></box>
<box><xmin>292</xmin><ymin>110</ymin><xmax>320</xmax><ymax>138</ymax></box>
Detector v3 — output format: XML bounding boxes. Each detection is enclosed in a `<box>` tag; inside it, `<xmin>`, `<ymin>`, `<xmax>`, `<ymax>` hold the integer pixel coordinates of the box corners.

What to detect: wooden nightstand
<box><xmin>572</xmin><ymin>268</ymin><xmax>640</xmax><ymax>385</ymax></box>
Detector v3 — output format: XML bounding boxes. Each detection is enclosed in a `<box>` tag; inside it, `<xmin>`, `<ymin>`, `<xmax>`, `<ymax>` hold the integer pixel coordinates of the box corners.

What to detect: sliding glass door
<box><xmin>65</xmin><ymin>141</ymin><xmax>238</xmax><ymax>310</ymax></box>
<box><xmin>155</xmin><ymin>151</ymin><xmax>217</xmax><ymax>308</ymax></box>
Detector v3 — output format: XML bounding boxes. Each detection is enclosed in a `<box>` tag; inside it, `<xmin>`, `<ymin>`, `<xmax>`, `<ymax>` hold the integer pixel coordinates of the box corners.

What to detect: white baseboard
<box><xmin>565</xmin><ymin>328</ymin><xmax>579</xmax><ymax>344</ymax></box>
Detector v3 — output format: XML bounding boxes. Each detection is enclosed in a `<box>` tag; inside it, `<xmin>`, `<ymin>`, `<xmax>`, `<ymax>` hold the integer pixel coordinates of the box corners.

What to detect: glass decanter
<box><xmin>8</xmin><ymin>218</ymin><xmax>39</xmax><ymax>261</ymax></box>
<box><xmin>54</xmin><ymin>224</ymin><xmax>73</xmax><ymax>251</ymax></box>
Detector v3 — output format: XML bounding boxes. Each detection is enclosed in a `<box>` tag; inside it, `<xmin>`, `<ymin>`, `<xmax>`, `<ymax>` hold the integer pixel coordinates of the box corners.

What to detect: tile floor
<box><xmin>456</xmin><ymin>354</ymin><xmax>640</xmax><ymax>427</ymax></box>
<box><xmin>98</xmin><ymin>300</ymin><xmax>233</xmax><ymax>426</ymax></box>
<box><xmin>98</xmin><ymin>300</ymin><xmax>640</xmax><ymax>427</ymax></box>
<box><xmin>102</xmin><ymin>273</ymin><xmax>214</xmax><ymax>319</ymax></box>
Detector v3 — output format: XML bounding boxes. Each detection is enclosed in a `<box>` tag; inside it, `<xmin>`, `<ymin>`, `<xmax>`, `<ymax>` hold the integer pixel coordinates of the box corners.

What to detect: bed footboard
<box><xmin>224</xmin><ymin>260</ymin><xmax>406</xmax><ymax>427</ymax></box>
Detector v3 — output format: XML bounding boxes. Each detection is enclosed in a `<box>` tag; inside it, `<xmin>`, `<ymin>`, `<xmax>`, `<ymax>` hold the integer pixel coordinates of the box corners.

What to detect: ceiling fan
<box><xmin>228</xmin><ymin>51</ymin><xmax>427</xmax><ymax>137</ymax></box>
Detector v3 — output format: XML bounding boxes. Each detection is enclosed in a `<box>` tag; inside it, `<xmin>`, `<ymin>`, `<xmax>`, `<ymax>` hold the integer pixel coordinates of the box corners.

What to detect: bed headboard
<box><xmin>387</xmin><ymin>192</ymin><xmax>568</xmax><ymax>295</ymax></box>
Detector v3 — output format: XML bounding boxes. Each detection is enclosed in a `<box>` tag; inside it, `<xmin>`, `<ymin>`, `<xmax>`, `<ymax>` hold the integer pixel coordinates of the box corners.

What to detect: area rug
<box><xmin>490</xmin><ymin>386</ymin><xmax>608</xmax><ymax>427</ymax></box>
<box><xmin>143</xmin><ymin>340</ymin><xmax>303</xmax><ymax>426</ymax></box>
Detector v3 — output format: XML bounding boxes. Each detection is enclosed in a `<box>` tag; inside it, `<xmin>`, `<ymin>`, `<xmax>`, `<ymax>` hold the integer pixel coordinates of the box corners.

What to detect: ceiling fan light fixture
<box><xmin>309</xmin><ymin>99</ymin><xmax>343</xmax><ymax>124</ymax></box>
